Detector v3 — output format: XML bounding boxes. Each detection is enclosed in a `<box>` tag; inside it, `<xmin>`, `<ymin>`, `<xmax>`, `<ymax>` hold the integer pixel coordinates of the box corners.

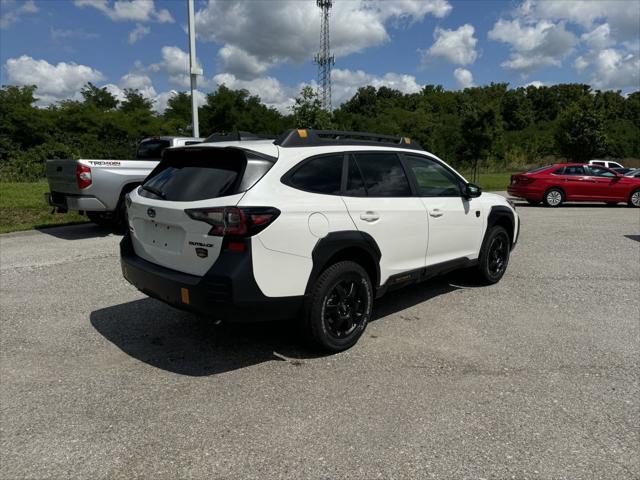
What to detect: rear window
<box><xmin>136</xmin><ymin>139</ymin><xmax>171</xmax><ymax>160</ymax></box>
<box><xmin>140</xmin><ymin>148</ymin><xmax>274</xmax><ymax>202</ymax></box>
<box><xmin>527</xmin><ymin>165</ymin><xmax>552</xmax><ymax>173</ymax></box>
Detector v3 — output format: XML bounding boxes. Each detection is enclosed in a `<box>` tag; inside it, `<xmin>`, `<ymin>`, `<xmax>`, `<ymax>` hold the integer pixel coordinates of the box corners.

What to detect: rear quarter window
<box><xmin>136</xmin><ymin>139</ymin><xmax>170</xmax><ymax>160</ymax></box>
<box><xmin>285</xmin><ymin>154</ymin><xmax>344</xmax><ymax>195</ymax></box>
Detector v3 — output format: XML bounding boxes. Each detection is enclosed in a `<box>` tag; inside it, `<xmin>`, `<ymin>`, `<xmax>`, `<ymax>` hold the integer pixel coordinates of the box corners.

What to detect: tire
<box><xmin>629</xmin><ymin>189</ymin><xmax>640</xmax><ymax>208</ymax></box>
<box><xmin>543</xmin><ymin>188</ymin><xmax>564</xmax><ymax>207</ymax></box>
<box><xmin>476</xmin><ymin>226</ymin><xmax>511</xmax><ymax>285</ymax></box>
<box><xmin>303</xmin><ymin>261</ymin><xmax>373</xmax><ymax>352</ymax></box>
<box><xmin>526</xmin><ymin>199</ymin><xmax>540</xmax><ymax>206</ymax></box>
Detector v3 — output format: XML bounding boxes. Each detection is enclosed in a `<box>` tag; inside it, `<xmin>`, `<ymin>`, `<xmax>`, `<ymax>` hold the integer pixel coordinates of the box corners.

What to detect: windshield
<box><xmin>136</xmin><ymin>139</ymin><xmax>171</xmax><ymax>160</ymax></box>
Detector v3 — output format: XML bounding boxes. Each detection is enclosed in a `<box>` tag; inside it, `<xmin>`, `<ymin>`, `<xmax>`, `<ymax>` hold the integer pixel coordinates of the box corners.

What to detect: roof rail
<box><xmin>274</xmin><ymin>129</ymin><xmax>423</xmax><ymax>150</ymax></box>
<box><xmin>203</xmin><ymin>131</ymin><xmax>276</xmax><ymax>143</ymax></box>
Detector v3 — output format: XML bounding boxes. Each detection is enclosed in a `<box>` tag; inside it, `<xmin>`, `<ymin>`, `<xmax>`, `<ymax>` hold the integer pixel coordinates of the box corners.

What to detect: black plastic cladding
<box><xmin>487</xmin><ymin>206</ymin><xmax>516</xmax><ymax>246</ymax></box>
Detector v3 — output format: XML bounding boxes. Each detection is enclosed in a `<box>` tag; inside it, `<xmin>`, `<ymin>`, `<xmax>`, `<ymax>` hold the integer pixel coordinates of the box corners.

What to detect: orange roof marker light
<box><xmin>297</xmin><ymin>129</ymin><xmax>308</xmax><ymax>138</ymax></box>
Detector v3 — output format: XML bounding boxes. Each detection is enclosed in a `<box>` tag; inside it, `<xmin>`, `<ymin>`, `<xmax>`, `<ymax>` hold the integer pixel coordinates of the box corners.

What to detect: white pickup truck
<box><xmin>45</xmin><ymin>136</ymin><xmax>202</xmax><ymax>227</ymax></box>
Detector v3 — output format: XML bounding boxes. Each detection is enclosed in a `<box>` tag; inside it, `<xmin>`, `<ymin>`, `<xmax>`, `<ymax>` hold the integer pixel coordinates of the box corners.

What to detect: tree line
<box><xmin>1</xmin><ymin>81</ymin><xmax>638</xmax><ymax>181</ymax></box>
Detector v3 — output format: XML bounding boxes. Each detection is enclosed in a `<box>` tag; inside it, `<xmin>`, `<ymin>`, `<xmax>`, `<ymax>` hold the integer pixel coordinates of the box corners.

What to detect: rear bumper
<box><xmin>507</xmin><ymin>184</ymin><xmax>543</xmax><ymax>201</ymax></box>
<box><xmin>46</xmin><ymin>191</ymin><xmax>108</xmax><ymax>212</ymax></box>
<box><xmin>120</xmin><ymin>234</ymin><xmax>304</xmax><ymax>322</ymax></box>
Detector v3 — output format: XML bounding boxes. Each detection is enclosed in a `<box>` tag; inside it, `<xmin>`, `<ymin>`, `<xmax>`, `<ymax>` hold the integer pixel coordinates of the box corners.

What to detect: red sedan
<box><xmin>508</xmin><ymin>163</ymin><xmax>640</xmax><ymax>208</ymax></box>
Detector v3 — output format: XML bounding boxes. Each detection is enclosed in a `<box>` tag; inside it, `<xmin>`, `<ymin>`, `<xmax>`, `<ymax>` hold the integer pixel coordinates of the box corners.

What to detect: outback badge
<box><xmin>195</xmin><ymin>247</ymin><xmax>208</xmax><ymax>258</ymax></box>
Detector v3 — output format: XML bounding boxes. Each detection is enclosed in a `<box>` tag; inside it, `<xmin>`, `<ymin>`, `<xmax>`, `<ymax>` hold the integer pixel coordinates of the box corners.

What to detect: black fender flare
<box><xmin>487</xmin><ymin>205</ymin><xmax>516</xmax><ymax>246</ymax></box>
<box><xmin>305</xmin><ymin>231</ymin><xmax>381</xmax><ymax>294</ymax></box>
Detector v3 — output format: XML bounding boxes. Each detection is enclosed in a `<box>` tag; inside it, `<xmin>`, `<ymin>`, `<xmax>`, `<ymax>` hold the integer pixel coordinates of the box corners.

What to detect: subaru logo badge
<box><xmin>147</xmin><ymin>208</ymin><xmax>156</xmax><ymax>218</ymax></box>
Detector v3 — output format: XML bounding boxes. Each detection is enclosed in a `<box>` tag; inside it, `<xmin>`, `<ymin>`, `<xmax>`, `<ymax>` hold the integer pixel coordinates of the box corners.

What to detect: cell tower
<box><xmin>314</xmin><ymin>0</ymin><xmax>335</xmax><ymax>110</ymax></box>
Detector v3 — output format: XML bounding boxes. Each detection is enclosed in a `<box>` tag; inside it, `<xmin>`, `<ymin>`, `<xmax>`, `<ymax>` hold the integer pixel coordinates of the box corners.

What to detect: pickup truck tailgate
<box><xmin>46</xmin><ymin>160</ymin><xmax>81</xmax><ymax>194</ymax></box>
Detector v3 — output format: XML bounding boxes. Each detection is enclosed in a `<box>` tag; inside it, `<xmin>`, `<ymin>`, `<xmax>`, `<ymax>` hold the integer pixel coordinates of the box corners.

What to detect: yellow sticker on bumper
<box><xmin>181</xmin><ymin>287</ymin><xmax>190</xmax><ymax>305</ymax></box>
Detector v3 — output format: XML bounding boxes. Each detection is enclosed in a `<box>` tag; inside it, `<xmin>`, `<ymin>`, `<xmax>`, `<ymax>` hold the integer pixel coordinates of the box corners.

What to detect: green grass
<box><xmin>461</xmin><ymin>171</ymin><xmax>514</xmax><ymax>192</ymax></box>
<box><xmin>0</xmin><ymin>181</ymin><xmax>87</xmax><ymax>234</ymax></box>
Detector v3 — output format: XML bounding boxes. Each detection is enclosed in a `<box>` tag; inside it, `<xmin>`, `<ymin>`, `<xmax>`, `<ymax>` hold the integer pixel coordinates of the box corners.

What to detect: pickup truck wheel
<box><xmin>303</xmin><ymin>261</ymin><xmax>373</xmax><ymax>352</ymax></box>
<box><xmin>476</xmin><ymin>226</ymin><xmax>511</xmax><ymax>285</ymax></box>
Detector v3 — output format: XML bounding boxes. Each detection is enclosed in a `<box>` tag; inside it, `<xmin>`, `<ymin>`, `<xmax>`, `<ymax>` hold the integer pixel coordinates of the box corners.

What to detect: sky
<box><xmin>1</xmin><ymin>0</ymin><xmax>639</xmax><ymax>113</ymax></box>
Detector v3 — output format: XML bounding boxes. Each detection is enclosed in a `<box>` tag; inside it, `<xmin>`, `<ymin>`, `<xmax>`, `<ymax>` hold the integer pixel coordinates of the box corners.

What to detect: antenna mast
<box><xmin>314</xmin><ymin>0</ymin><xmax>334</xmax><ymax>111</ymax></box>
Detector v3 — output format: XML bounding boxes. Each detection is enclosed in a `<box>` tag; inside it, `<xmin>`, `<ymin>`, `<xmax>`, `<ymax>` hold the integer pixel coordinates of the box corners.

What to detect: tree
<box><xmin>164</xmin><ymin>92</ymin><xmax>193</xmax><ymax>134</ymax></box>
<box><xmin>458</xmin><ymin>106</ymin><xmax>503</xmax><ymax>180</ymax></box>
<box><xmin>119</xmin><ymin>89</ymin><xmax>154</xmax><ymax>114</ymax></box>
<box><xmin>290</xmin><ymin>86</ymin><xmax>333</xmax><ymax>129</ymax></box>
<box><xmin>81</xmin><ymin>83</ymin><xmax>118</xmax><ymax>110</ymax></box>
<box><xmin>555</xmin><ymin>98</ymin><xmax>607</xmax><ymax>162</ymax></box>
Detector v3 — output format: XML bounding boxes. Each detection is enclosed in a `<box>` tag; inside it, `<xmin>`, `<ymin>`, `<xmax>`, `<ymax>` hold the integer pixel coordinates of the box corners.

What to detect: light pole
<box><xmin>187</xmin><ymin>0</ymin><xmax>202</xmax><ymax>137</ymax></box>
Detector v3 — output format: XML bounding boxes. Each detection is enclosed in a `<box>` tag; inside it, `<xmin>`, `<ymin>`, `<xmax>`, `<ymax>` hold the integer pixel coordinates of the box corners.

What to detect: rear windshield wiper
<box><xmin>140</xmin><ymin>184</ymin><xmax>166</xmax><ymax>199</ymax></box>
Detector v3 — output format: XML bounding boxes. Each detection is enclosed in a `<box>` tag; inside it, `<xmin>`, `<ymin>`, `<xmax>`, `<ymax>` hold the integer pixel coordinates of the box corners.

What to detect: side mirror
<box><xmin>465</xmin><ymin>183</ymin><xmax>482</xmax><ymax>198</ymax></box>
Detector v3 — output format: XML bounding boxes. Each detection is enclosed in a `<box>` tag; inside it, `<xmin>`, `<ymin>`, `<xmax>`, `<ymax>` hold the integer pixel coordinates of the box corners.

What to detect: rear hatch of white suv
<box><xmin>127</xmin><ymin>144</ymin><xmax>278</xmax><ymax>277</ymax></box>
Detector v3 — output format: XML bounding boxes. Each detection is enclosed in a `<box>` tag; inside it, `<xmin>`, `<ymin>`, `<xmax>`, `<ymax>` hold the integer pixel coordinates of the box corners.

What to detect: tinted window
<box><xmin>563</xmin><ymin>166</ymin><xmax>585</xmax><ymax>175</ymax></box>
<box><xmin>405</xmin><ymin>155</ymin><xmax>461</xmax><ymax>197</ymax></box>
<box><xmin>136</xmin><ymin>139</ymin><xmax>170</xmax><ymax>160</ymax></box>
<box><xmin>587</xmin><ymin>166</ymin><xmax>616</xmax><ymax>177</ymax></box>
<box><xmin>609</xmin><ymin>162</ymin><xmax>623</xmax><ymax>169</ymax></box>
<box><xmin>354</xmin><ymin>153</ymin><xmax>411</xmax><ymax>197</ymax></box>
<box><xmin>345</xmin><ymin>156</ymin><xmax>366</xmax><ymax>196</ymax></box>
<box><xmin>553</xmin><ymin>167</ymin><xmax>565</xmax><ymax>175</ymax></box>
<box><xmin>140</xmin><ymin>148</ymin><xmax>273</xmax><ymax>202</ymax></box>
<box><xmin>289</xmin><ymin>155</ymin><xmax>343</xmax><ymax>195</ymax></box>
<box><xmin>591</xmin><ymin>161</ymin><xmax>605</xmax><ymax>166</ymax></box>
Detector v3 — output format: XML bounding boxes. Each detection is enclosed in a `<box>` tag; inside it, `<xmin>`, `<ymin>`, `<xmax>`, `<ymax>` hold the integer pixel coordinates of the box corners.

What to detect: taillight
<box><xmin>76</xmin><ymin>164</ymin><xmax>92</xmax><ymax>189</ymax></box>
<box><xmin>185</xmin><ymin>207</ymin><xmax>280</xmax><ymax>237</ymax></box>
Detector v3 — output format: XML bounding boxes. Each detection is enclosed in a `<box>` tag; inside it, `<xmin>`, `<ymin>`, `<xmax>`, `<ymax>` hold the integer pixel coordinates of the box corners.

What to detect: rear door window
<box><xmin>563</xmin><ymin>166</ymin><xmax>585</xmax><ymax>175</ymax></box>
<box><xmin>345</xmin><ymin>155</ymin><xmax>367</xmax><ymax>196</ymax></box>
<box><xmin>140</xmin><ymin>148</ymin><xmax>274</xmax><ymax>201</ymax></box>
<box><xmin>287</xmin><ymin>155</ymin><xmax>344</xmax><ymax>195</ymax></box>
<box><xmin>353</xmin><ymin>152</ymin><xmax>412</xmax><ymax>197</ymax></box>
<box><xmin>586</xmin><ymin>166</ymin><xmax>616</xmax><ymax>177</ymax></box>
<box><xmin>136</xmin><ymin>139</ymin><xmax>171</xmax><ymax>160</ymax></box>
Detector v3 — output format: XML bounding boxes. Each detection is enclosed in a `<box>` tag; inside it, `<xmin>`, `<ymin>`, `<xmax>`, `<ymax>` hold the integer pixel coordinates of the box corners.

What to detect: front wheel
<box><xmin>543</xmin><ymin>188</ymin><xmax>564</xmax><ymax>207</ymax></box>
<box><xmin>303</xmin><ymin>261</ymin><xmax>373</xmax><ymax>352</ymax></box>
<box><xmin>476</xmin><ymin>226</ymin><xmax>511</xmax><ymax>285</ymax></box>
<box><xmin>629</xmin><ymin>189</ymin><xmax>640</xmax><ymax>208</ymax></box>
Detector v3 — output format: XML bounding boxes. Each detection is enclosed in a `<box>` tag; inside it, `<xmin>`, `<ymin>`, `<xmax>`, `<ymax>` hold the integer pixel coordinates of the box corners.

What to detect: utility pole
<box><xmin>187</xmin><ymin>0</ymin><xmax>202</xmax><ymax>137</ymax></box>
<box><xmin>314</xmin><ymin>0</ymin><xmax>334</xmax><ymax>111</ymax></box>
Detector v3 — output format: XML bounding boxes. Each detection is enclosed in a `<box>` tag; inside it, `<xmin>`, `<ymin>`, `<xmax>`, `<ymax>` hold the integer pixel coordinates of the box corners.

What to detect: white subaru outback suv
<box><xmin>121</xmin><ymin>129</ymin><xmax>519</xmax><ymax>352</ymax></box>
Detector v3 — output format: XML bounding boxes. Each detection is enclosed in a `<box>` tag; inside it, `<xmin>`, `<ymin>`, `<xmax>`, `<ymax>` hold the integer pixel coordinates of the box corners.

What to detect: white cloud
<box><xmin>217</xmin><ymin>45</ymin><xmax>272</xmax><ymax>80</ymax></box>
<box><xmin>524</xmin><ymin>80</ymin><xmax>545</xmax><ymax>88</ymax></box>
<box><xmin>573</xmin><ymin>56</ymin><xmax>589</xmax><ymax>73</ymax></box>
<box><xmin>128</xmin><ymin>23</ymin><xmax>150</xmax><ymax>44</ymax></box>
<box><xmin>422</xmin><ymin>24</ymin><xmax>478</xmax><ymax>65</ymax></box>
<box><xmin>521</xmin><ymin>0</ymin><xmax>640</xmax><ymax>43</ymax></box>
<box><xmin>119</xmin><ymin>72</ymin><xmax>156</xmax><ymax>98</ymax></box>
<box><xmin>453</xmin><ymin>68</ymin><xmax>474</xmax><ymax>88</ymax></box>
<box><xmin>213</xmin><ymin>73</ymin><xmax>295</xmax><ymax>113</ymax></box>
<box><xmin>195</xmin><ymin>0</ymin><xmax>450</xmax><ymax>78</ymax></box>
<box><xmin>0</xmin><ymin>0</ymin><xmax>38</xmax><ymax>29</ymax></box>
<box><xmin>50</xmin><ymin>27</ymin><xmax>99</xmax><ymax>41</ymax></box>
<box><xmin>149</xmin><ymin>46</ymin><xmax>203</xmax><ymax>89</ymax></box>
<box><xmin>3</xmin><ymin>55</ymin><xmax>104</xmax><ymax>105</ymax></box>
<box><xmin>488</xmin><ymin>18</ymin><xmax>577</xmax><ymax>75</ymax></box>
<box><xmin>331</xmin><ymin>68</ymin><xmax>422</xmax><ymax>105</ymax></box>
<box><xmin>581</xmin><ymin>23</ymin><xmax>614</xmax><ymax>49</ymax></box>
<box><xmin>74</xmin><ymin>0</ymin><xmax>174</xmax><ymax>23</ymax></box>
<box><xmin>590</xmin><ymin>48</ymin><xmax>640</xmax><ymax>90</ymax></box>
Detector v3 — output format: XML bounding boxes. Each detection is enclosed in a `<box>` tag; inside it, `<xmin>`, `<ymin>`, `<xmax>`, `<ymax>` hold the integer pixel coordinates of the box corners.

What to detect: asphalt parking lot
<box><xmin>1</xmin><ymin>199</ymin><xmax>639</xmax><ymax>479</ymax></box>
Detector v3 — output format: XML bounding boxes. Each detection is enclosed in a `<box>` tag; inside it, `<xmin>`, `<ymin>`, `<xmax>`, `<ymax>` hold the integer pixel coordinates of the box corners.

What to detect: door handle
<box><xmin>429</xmin><ymin>208</ymin><xmax>444</xmax><ymax>218</ymax></box>
<box><xmin>360</xmin><ymin>211</ymin><xmax>379</xmax><ymax>222</ymax></box>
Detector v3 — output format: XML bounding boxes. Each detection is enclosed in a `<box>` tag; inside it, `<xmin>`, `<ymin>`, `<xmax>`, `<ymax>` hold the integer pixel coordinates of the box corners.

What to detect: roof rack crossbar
<box><xmin>203</xmin><ymin>131</ymin><xmax>276</xmax><ymax>143</ymax></box>
<box><xmin>274</xmin><ymin>129</ymin><xmax>423</xmax><ymax>150</ymax></box>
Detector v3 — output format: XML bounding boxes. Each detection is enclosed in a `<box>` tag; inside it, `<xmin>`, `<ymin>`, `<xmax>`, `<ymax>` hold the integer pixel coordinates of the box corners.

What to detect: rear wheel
<box><xmin>629</xmin><ymin>189</ymin><xmax>640</xmax><ymax>208</ymax></box>
<box><xmin>543</xmin><ymin>188</ymin><xmax>564</xmax><ymax>207</ymax></box>
<box><xmin>303</xmin><ymin>261</ymin><xmax>373</xmax><ymax>352</ymax></box>
<box><xmin>476</xmin><ymin>226</ymin><xmax>511</xmax><ymax>285</ymax></box>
